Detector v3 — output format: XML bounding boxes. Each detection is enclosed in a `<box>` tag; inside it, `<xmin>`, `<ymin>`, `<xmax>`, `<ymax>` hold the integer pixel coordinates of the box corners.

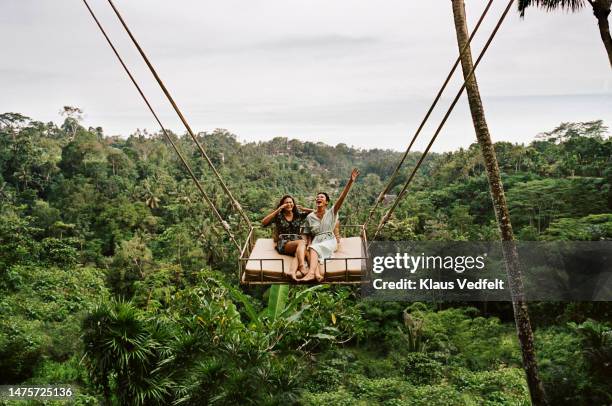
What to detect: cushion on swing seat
<box><xmin>244</xmin><ymin>238</ymin><xmax>295</xmax><ymax>279</ymax></box>
<box><xmin>243</xmin><ymin>237</ymin><xmax>366</xmax><ymax>281</ymax></box>
<box><xmin>322</xmin><ymin>236</ymin><xmax>366</xmax><ymax>278</ymax></box>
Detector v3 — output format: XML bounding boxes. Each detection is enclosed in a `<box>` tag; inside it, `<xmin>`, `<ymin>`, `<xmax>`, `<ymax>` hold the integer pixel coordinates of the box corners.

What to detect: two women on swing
<box><xmin>261</xmin><ymin>168</ymin><xmax>359</xmax><ymax>282</ymax></box>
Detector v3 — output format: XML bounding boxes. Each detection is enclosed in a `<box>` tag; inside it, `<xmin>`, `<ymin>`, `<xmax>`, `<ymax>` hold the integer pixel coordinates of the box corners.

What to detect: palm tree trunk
<box><xmin>450</xmin><ymin>1</ymin><xmax>548</xmax><ymax>405</ymax></box>
<box><xmin>590</xmin><ymin>0</ymin><xmax>612</xmax><ymax>68</ymax></box>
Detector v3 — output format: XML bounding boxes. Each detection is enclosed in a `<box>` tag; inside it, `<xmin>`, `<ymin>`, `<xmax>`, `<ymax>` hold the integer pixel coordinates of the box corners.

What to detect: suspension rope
<box><xmin>105</xmin><ymin>0</ymin><xmax>252</xmax><ymax>229</ymax></box>
<box><xmin>371</xmin><ymin>0</ymin><xmax>515</xmax><ymax>241</ymax></box>
<box><xmin>364</xmin><ymin>0</ymin><xmax>494</xmax><ymax>229</ymax></box>
<box><xmin>81</xmin><ymin>0</ymin><xmax>240</xmax><ymax>250</ymax></box>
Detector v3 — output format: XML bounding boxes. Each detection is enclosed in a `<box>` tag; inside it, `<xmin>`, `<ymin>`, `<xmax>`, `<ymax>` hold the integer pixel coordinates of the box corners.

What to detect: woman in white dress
<box><xmin>300</xmin><ymin>168</ymin><xmax>360</xmax><ymax>282</ymax></box>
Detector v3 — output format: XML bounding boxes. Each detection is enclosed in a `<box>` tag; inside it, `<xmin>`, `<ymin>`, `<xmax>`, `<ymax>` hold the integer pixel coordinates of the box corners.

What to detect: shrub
<box><xmin>0</xmin><ymin>316</ymin><xmax>48</xmax><ymax>382</ymax></box>
<box><xmin>449</xmin><ymin>367</ymin><xmax>530</xmax><ymax>405</ymax></box>
<box><xmin>400</xmin><ymin>352</ymin><xmax>445</xmax><ymax>385</ymax></box>
<box><xmin>300</xmin><ymin>388</ymin><xmax>361</xmax><ymax>406</ymax></box>
<box><xmin>536</xmin><ymin>327</ymin><xmax>594</xmax><ymax>405</ymax></box>
<box><xmin>399</xmin><ymin>384</ymin><xmax>473</xmax><ymax>406</ymax></box>
<box><xmin>346</xmin><ymin>375</ymin><xmax>412</xmax><ymax>402</ymax></box>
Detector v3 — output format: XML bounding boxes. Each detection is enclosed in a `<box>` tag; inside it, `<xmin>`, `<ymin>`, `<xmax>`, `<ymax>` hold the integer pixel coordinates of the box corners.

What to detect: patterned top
<box><xmin>266</xmin><ymin>209</ymin><xmax>309</xmax><ymax>238</ymax></box>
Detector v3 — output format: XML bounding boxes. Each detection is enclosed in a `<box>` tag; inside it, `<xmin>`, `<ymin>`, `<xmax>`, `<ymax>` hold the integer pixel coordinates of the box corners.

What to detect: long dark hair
<box><xmin>277</xmin><ymin>194</ymin><xmax>299</xmax><ymax>217</ymax></box>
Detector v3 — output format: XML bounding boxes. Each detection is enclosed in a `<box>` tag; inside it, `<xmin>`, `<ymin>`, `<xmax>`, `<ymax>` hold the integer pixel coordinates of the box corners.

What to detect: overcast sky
<box><xmin>1</xmin><ymin>0</ymin><xmax>610</xmax><ymax>152</ymax></box>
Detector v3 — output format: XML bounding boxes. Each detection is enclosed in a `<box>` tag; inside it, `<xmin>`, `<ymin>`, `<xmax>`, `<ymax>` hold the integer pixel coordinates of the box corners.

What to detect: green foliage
<box><xmin>507</xmin><ymin>177</ymin><xmax>609</xmax><ymax>231</ymax></box>
<box><xmin>0</xmin><ymin>263</ymin><xmax>107</xmax><ymax>383</ymax></box>
<box><xmin>0</xmin><ymin>113</ymin><xmax>610</xmax><ymax>403</ymax></box>
<box><xmin>358</xmin><ymin>301</ymin><xmax>406</xmax><ymax>347</ymax></box>
<box><xmin>30</xmin><ymin>356</ymin><xmax>85</xmax><ymax>384</ymax></box>
<box><xmin>1</xmin><ymin>265</ymin><xmax>107</xmax><ymax>323</ymax></box>
<box><xmin>107</xmin><ymin>235</ymin><xmax>154</xmax><ymax>297</ymax></box>
<box><xmin>397</xmin><ymin>309</ymin><xmax>427</xmax><ymax>352</ymax></box>
<box><xmin>402</xmin><ymin>305</ymin><xmax>519</xmax><ymax>370</ymax></box>
<box><xmin>533</xmin><ymin>320</ymin><xmax>612</xmax><ymax>405</ymax></box>
<box><xmin>301</xmin><ymin>366</ymin><xmax>529</xmax><ymax>405</ymax></box>
<box><xmin>569</xmin><ymin>319</ymin><xmax>612</xmax><ymax>385</ymax></box>
<box><xmin>543</xmin><ymin>213</ymin><xmax>612</xmax><ymax>240</ymax></box>
<box><xmin>401</xmin><ymin>352</ymin><xmax>446</xmax><ymax>385</ymax></box>
<box><xmin>82</xmin><ymin>299</ymin><xmax>174</xmax><ymax>405</ymax></box>
<box><xmin>346</xmin><ymin>375</ymin><xmax>413</xmax><ymax>403</ymax></box>
<box><xmin>266</xmin><ymin>284</ymin><xmax>289</xmax><ymax>320</ymax></box>
<box><xmin>0</xmin><ymin>316</ymin><xmax>48</xmax><ymax>382</ymax></box>
<box><xmin>280</xmin><ymin>287</ymin><xmax>367</xmax><ymax>349</ymax></box>
<box><xmin>301</xmin><ymin>388</ymin><xmax>361</xmax><ymax>406</ymax></box>
<box><xmin>449</xmin><ymin>367</ymin><xmax>530</xmax><ymax>405</ymax></box>
<box><xmin>79</xmin><ymin>277</ymin><xmax>313</xmax><ymax>405</ymax></box>
<box><xmin>40</xmin><ymin>237</ymin><xmax>80</xmax><ymax>268</ymax></box>
<box><xmin>0</xmin><ymin>207</ymin><xmax>41</xmax><ymax>271</ymax></box>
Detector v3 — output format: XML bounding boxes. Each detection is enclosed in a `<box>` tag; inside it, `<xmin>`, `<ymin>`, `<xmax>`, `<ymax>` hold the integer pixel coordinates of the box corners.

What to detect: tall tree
<box><xmin>519</xmin><ymin>0</ymin><xmax>612</xmax><ymax>68</ymax></box>
<box><xmin>450</xmin><ymin>1</ymin><xmax>548</xmax><ymax>404</ymax></box>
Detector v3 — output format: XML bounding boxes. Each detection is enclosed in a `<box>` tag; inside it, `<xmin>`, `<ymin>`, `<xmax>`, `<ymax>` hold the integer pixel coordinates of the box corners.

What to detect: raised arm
<box><xmin>333</xmin><ymin>168</ymin><xmax>359</xmax><ymax>215</ymax></box>
<box><xmin>261</xmin><ymin>203</ymin><xmax>287</xmax><ymax>226</ymax></box>
<box><xmin>297</xmin><ymin>205</ymin><xmax>314</xmax><ymax>214</ymax></box>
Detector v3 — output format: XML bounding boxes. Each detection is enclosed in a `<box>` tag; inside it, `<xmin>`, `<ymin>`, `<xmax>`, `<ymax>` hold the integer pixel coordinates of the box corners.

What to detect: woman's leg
<box><xmin>304</xmin><ymin>248</ymin><xmax>319</xmax><ymax>282</ymax></box>
<box><xmin>314</xmin><ymin>256</ymin><xmax>325</xmax><ymax>283</ymax></box>
<box><xmin>296</xmin><ymin>241</ymin><xmax>306</xmax><ymax>269</ymax></box>
<box><xmin>283</xmin><ymin>240</ymin><xmax>307</xmax><ymax>280</ymax></box>
<box><xmin>282</xmin><ymin>240</ymin><xmax>299</xmax><ymax>256</ymax></box>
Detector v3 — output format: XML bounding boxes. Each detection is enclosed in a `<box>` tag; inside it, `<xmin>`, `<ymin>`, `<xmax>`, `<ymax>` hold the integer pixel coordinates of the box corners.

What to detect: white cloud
<box><xmin>1</xmin><ymin>0</ymin><xmax>610</xmax><ymax>151</ymax></box>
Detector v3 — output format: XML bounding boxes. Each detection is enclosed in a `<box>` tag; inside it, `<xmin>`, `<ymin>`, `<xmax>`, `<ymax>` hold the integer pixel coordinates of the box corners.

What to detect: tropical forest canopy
<box><xmin>0</xmin><ymin>111</ymin><xmax>610</xmax><ymax>405</ymax></box>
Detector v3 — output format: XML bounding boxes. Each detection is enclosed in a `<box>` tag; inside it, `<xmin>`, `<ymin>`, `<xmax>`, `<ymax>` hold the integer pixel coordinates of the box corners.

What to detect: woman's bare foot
<box><xmin>301</xmin><ymin>273</ymin><xmax>315</xmax><ymax>282</ymax></box>
<box><xmin>315</xmin><ymin>267</ymin><xmax>325</xmax><ymax>283</ymax></box>
<box><xmin>294</xmin><ymin>264</ymin><xmax>306</xmax><ymax>280</ymax></box>
<box><xmin>301</xmin><ymin>267</ymin><xmax>316</xmax><ymax>282</ymax></box>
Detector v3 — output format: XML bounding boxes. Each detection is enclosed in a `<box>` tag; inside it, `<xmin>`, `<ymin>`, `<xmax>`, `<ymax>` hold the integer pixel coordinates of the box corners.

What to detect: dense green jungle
<box><xmin>0</xmin><ymin>112</ymin><xmax>610</xmax><ymax>405</ymax></box>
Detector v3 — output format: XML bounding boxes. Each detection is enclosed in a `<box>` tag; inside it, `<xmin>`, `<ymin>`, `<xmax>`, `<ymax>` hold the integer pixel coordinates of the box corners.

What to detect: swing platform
<box><xmin>239</xmin><ymin>225</ymin><xmax>370</xmax><ymax>284</ymax></box>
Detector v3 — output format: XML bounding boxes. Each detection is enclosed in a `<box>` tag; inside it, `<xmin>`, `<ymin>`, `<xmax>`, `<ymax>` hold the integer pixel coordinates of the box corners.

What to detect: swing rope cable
<box><xmin>371</xmin><ymin>0</ymin><xmax>515</xmax><ymax>241</ymax></box>
<box><xmin>105</xmin><ymin>0</ymin><xmax>252</xmax><ymax>229</ymax></box>
<box><xmin>81</xmin><ymin>0</ymin><xmax>241</xmax><ymax>250</ymax></box>
<box><xmin>364</xmin><ymin>0</ymin><xmax>494</xmax><ymax>228</ymax></box>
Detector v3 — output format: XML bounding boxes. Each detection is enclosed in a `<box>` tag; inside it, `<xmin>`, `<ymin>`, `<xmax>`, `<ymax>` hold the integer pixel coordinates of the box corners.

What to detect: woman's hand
<box><xmin>263</xmin><ymin>203</ymin><xmax>289</xmax><ymax>226</ymax></box>
<box><xmin>333</xmin><ymin>168</ymin><xmax>360</xmax><ymax>215</ymax></box>
<box><xmin>297</xmin><ymin>205</ymin><xmax>314</xmax><ymax>213</ymax></box>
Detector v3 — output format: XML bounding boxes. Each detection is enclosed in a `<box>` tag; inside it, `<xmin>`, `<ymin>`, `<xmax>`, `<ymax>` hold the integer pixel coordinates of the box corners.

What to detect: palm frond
<box><xmin>518</xmin><ymin>0</ymin><xmax>587</xmax><ymax>17</ymax></box>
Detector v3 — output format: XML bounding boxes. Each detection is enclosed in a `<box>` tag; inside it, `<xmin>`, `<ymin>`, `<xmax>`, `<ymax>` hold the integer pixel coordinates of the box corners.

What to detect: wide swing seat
<box><xmin>239</xmin><ymin>225</ymin><xmax>369</xmax><ymax>284</ymax></box>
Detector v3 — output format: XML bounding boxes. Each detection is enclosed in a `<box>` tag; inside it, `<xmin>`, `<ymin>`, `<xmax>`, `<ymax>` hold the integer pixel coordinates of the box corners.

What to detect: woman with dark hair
<box><xmin>262</xmin><ymin>195</ymin><xmax>313</xmax><ymax>278</ymax></box>
<box><xmin>300</xmin><ymin>168</ymin><xmax>359</xmax><ymax>282</ymax></box>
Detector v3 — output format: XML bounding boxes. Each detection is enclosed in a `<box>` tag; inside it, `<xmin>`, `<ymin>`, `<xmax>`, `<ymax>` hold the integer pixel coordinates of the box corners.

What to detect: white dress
<box><xmin>305</xmin><ymin>209</ymin><xmax>337</xmax><ymax>264</ymax></box>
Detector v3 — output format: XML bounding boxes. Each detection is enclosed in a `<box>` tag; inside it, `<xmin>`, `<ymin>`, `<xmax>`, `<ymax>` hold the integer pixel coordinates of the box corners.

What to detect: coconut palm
<box><xmin>142</xmin><ymin>179</ymin><xmax>160</xmax><ymax>209</ymax></box>
<box><xmin>519</xmin><ymin>0</ymin><xmax>612</xmax><ymax>68</ymax></box>
<box><xmin>450</xmin><ymin>1</ymin><xmax>548</xmax><ymax>404</ymax></box>
<box><xmin>82</xmin><ymin>299</ymin><xmax>172</xmax><ymax>405</ymax></box>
